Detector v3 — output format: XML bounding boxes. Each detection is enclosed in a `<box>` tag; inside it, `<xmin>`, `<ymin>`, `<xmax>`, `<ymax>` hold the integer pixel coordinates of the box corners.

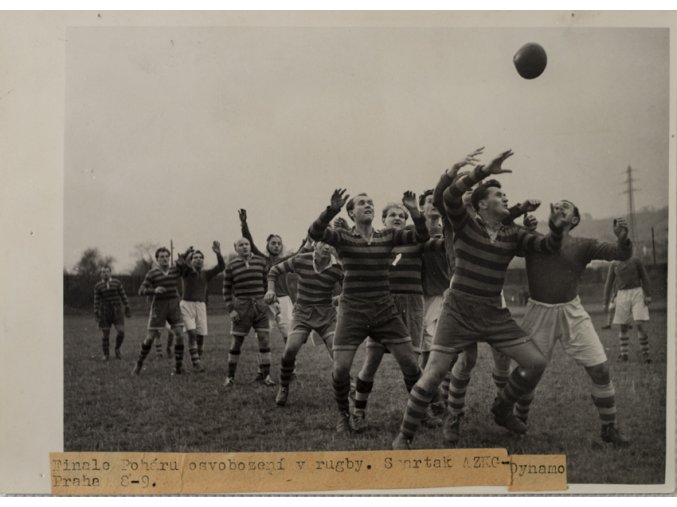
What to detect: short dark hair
<box><xmin>381</xmin><ymin>203</ymin><xmax>409</xmax><ymax>222</ymax></box>
<box><xmin>470</xmin><ymin>179</ymin><xmax>502</xmax><ymax>212</ymax></box>
<box><xmin>266</xmin><ymin>234</ymin><xmax>282</xmax><ymax>244</ymax></box>
<box><xmin>346</xmin><ymin>193</ymin><xmax>368</xmax><ymax>222</ymax></box>
<box><xmin>419</xmin><ymin>189</ymin><xmax>434</xmax><ymax>207</ymax></box>
<box><xmin>155</xmin><ymin>247</ymin><xmax>170</xmax><ymax>260</ymax></box>
<box><xmin>193</xmin><ymin>250</ymin><xmax>204</xmax><ymax>258</ymax></box>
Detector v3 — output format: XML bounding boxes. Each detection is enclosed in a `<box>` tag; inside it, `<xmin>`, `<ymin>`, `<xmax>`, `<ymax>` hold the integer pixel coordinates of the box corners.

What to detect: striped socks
<box><xmin>332</xmin><ymin>374</ymin><xmax>351</xmax><ymax>413</ymax></box>
<box><xmin>591</xmin><ymin>381</ymin><xmax>617</xmax><ymax>426</ymax></box>
<box><xmin>354</xmin><ymin>377</ymin><xmax>374</xmax><ymax>412</ymax></box>
<box><xmin>400</xmin><ymin>385</ymin><xmax>435</xmax><ymax>441</ymax></box>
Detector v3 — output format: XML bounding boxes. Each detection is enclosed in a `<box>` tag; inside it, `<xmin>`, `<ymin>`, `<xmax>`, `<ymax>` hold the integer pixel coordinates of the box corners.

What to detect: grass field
<box><xmin>64</xmin><ymin>301</ymin><xmax>668</xmax><ymax>485</ymax></box>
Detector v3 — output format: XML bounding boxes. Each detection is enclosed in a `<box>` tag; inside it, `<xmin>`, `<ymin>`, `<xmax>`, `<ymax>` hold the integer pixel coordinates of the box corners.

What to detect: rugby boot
<box><xmin>275</xmin><ymin>386</ymin><xmax>289</xmax><ymax>406</ymax></box>
<box><xmin>442</xmin><ymin>412</ymin><xmax>463</xmax><ymax>444</ymax></box>
<box><xmin>601</xmin><ymin>424</ymin><xmax>630</xmax><ymax>448</ymax></box>
<box><xmin>336</xmin><ymin>411</ymin><xmax>352</xmax><ymax>434</ymax></box>
<box><xmin>491</xmin><ymin>399</ymin><xmax>527</xmax><ymax>435</ymax></box>
<box><xmin>350</xmin><ymin>409</ymin><xmax>367</xmax><ymax>433</ymax></box>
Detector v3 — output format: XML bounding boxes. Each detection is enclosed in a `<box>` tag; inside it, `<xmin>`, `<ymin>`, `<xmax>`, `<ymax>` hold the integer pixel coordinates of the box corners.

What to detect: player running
<box><xmin>266</xmin><ymin>240</ymin><xmax>344</xmax><ymax>406</ymax></box>
<box><xmin>93</xmin><ymin>266</ymin><xmax>131</xmax><ymax>361</ymax></box>
<box><xmin>603</xmin><ymin>256</ymin><xmax>653</xmax><ymax>363</ymax></box>
<box><xmin>180</xmin><ymin>241</ymin><xmax>225</xmax><ymax>364</ymax></box>
<box><xmin>132</xmin><ymin>246</ymin><xmax>195</xmax><ymax>376</ymax></box>
<box><xmin>222</xmin><ymin>238</ymin><xmax>274</xmax><ymax>387</ymax></box>
<box><xmin>393</xmin><ymin>149</ymin><xmax>565</xmax><ymax>450</ymax></box>
<box><xmin>308</xmin><ymin>189</ymin><xmax>429</xmax><ymax>434</ymax></box>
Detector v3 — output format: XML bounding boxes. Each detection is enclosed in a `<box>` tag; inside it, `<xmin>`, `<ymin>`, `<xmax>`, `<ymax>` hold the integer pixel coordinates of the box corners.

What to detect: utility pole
<box><xmin>621</xmin><ymin>165</ymin><xmax>639</xmax><ymax>246</ymax></box>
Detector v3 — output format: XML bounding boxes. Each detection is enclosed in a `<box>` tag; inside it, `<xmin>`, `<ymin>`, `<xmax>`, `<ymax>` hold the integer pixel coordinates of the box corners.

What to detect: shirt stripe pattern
<box><xmin>139</xmin><ymin>264</ymin><xmax>188</xmax><ymax>302</ymax></box>
<box><xmin>309</xmin><ymin>207</ymin><xmax>430</xmax><ymax>299</ymax></box>
<box><xmin>93</xmin><ymin>278</ymin><xmax>129</xmax><ymax>314</ymax></box>
<box><xmin>268</xmin><ymin>252</ymin><xmax>343</xmax><ymax>305</ymax></box>
<box><xmin>222</xmin><ymin>255</ymin><xmax>268</xmax><ymax>312</ymax></box>
<box><xmin>443</xmin><ymin>165</ymin><xmax>563</xmax><ymax>299</ymax></box>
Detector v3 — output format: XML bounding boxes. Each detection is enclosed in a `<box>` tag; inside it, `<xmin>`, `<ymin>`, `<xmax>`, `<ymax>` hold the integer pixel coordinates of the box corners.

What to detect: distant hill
<box><xmin>509</xmin><ymin>205</ymin><xmax>668</xmax><ymax>269</ymax></box>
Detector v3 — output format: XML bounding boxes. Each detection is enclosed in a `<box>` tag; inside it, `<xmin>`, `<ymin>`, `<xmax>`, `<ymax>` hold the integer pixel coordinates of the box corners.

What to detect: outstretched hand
<box><xmin>330</xmin><ymin>189</ymin><xmax>350</xmax><ymax>212</ymax></box>
<box><xmin>613</xmin><ymin>218</ymin><xmax>629</xmax><ymax>241</ymax></box>
<box><xmin>212</xmin><ymin>240</ymin><xmax>221</xmax><ymax>254</ymax></box>
<box><xmin>238</xmin><ymin>209</ymin><xmax>247</xmax><ymax>223</ymax></box>
<box><xmin>445</xmin><ymin>146</ymin><xmax>485</xmax><ymax>180</ymax></box>
<box><xmin>401</xmin><ymin>191</ymin><xmax>419</xmax><ymax>213</ymax></box>
<box><xmin>523</xmin><ymin>214</ymin><xmax>538</xmax><ymax>232</ymax></box>
<box><xmin>483</xmin><ymin>149</ymin><xmax>514</xmax><ymax>175</ymax></box>
<box><xmin>520</xmin><ymin>199</ymin><xmax>541</xmax><ymax>213</ymax></box>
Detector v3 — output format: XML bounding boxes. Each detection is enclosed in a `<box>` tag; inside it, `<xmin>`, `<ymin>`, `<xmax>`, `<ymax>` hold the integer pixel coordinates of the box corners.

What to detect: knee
<box><xmin>333</xmin><ymin>361</ymin><xmax>351</xmax><ymax>380</ymax></box>
<box><xmin>620</xmin><ymin>324</ymin><xmax>630</xmax><ymax>333</ymax></box>
<box><xmin>587</xmin><ymin>362</ymin><xmax>610</xmax><ymax>384</ymax></box>
<box><xmin>419</xmin><ymin>365</ymin><xmax>446</xmax><ymax>391</ymax></box>
<box><xmin>459</xmin><ymin>349</ymin><xmax>478</xmax><ymax>371</ymax></box>
<box><xmin>522</xmin><ymin>355</ymin><xmax>547</xmax><ymax>381</ymax></box>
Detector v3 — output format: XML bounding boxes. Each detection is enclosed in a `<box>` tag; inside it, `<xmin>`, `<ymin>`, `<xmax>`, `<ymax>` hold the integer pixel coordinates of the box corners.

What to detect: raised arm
<box><xmin>239</xmin><ymin>209</ymin><xmax>265</xmax><ymax>257</ymax></box>
<box><xmin>433</xmin><ymin>147</ymin><xmax>485</xmax><ymax>212</ymax></box>
<box><xmin>515</xmin><ymin>204</ymin><xmax>564</xmax><ymax>254</ymax></box>
<box><xmin>503</xmin><ymin>199</ymin><xmax>541</xmax><ymax>225</ymax></box>
<box><xmin>603</xmin><ymin>263</ymin><xmax>617</xmax><ymax>308</ymax></box>
<box><xmin>443</xmin><ymin>149</ymin><xmax>513</xmax><ymax>232</ymax></box>
<box><xmin>205</xmin><ymin>241</ymin><xmax>226</xmax><ymax>280</ymax></box>
<box><xmin>586</xmin><ymin>218</ymin><xmax>633</xmax><ymax>263</ymax></box>
<box><xmin>394</xmin><ymin>191</ymin><xmax>430</xmax><ymax>245</ymax></box>
<box><xmin>308</xmin><ymin>189</ymin><xmax>349</xmax><ymax>246</ymax></box>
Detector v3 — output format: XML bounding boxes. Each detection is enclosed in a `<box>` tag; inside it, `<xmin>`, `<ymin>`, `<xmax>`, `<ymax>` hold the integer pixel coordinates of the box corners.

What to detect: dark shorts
<box><xmin>231</xmin><ymin>297</ymin><xmax>270</xmax><ymax>336</ymax></box>
<box><xmin>148</xmin><ymin>298</ymin><xmax>183</xmax><ymax>330</ymax></box>
<box><xmin>333</xmin><ymin>295</ymin><xmax>411</xmax><ymax>352</ymax></box>
<box><xmin>98</xmin><ymin>304</ymin><xmax>124</xmax><ymax>330</ymax></box>
<box><xmin>289</xmin><ymin>303</ymin><xmax>337</xmax><ymax>341</ymax></box>
<box><xmin>367</xmin><ymin>293</ymin><xmax>424</xmax><ymax>352</ymax></box>
<box><xmin>431</xmin><ymin>289</ymin><xmax>528</xmax><ymax>355</ymax></box>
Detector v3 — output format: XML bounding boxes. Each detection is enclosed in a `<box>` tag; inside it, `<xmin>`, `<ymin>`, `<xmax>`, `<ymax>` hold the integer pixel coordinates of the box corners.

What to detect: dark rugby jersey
<box><xmin>604</xmin><ymin>257</ymin><xmax>651</xmax><ymax>304</ymax></box>
<box><xmin>308</xmin><ymin>207</ymin><xmax>429</xmax><ymax>299</ymax></box>
<box><xmin>182</xmin><ymin>253</ymin><xmax>225</xmax><ymax>302</ymax></box>
<box><xmin>241</xmin><ymin>220</ymin><xmax>293</xmax><ymax>298</ymax></box>
<box><xmin>526</xmin><ymin>235</ymin><xmax>632</xmax><ymax>304</ymax></box>
<box><xmin>268</xmin><ymin>252</ymin><xmax>343</xmax><ymax>305</ymax></box>
<box><xmin>442</xmin><ymin>165</ymin><xmax>563</xmax><ymax>299</ymax></box>
<box><xmin>222</xmin><ymin>254</ymin><xmax>268</xmax><ymax>312</ymax></box>
<box><xmin>139</xmin><ymin>262</ymin><xmax>190</xmax><ymax>302</ymax></box>
<box><xmin>93</xmin><ymin>278</ymin><xmax>129</xmax><ymax>314</ymax></box>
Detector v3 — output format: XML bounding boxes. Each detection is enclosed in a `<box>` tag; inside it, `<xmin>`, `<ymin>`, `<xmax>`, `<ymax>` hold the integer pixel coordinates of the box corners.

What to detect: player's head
<box><xmin>155</xmin><ymin>247</ymin><xmax>171</xmax><ymax>268</ymax></box>
<box><xmin>314</xmin><ymin>240</ymin><xmax>333</xmax><ymax>259</ymax></box>
<box><xmin>382</xmin><ymin>203</ymin><xmax>409</xmax><ymax>230</ymax></box>
<box><xmin>234</xmin><ymin>238</ymin><xmax>251</xmax><ymax>257</ymax></box>
<box><xmin>553</xmin><ymin>200</ymin><xmax>580</xmax><ymax>230</ymax></box>
<box><xmin>346</xmin><ymin>193</ymin><xmax>374</xmax><ymax>224</ymax></box>
<box><xmin>99</xmin><ymin>266</ymin><xmax>111</xmax><ymax>280</ymax></box>
<box><xmin>191</xmin><ymin>250</ymin><xmax>205</xmax><ymax>269</ymax></box>
<box><xmin>471</xmin><ymin>179</ymin><xmax>509</xmax><ymax>219</ymax></box>
<box><xmin>266</xmin><ymin>235</ymin><xmax>283</xmax><ymax>256</ymax></box>
<box><xmin>419</xmin><ymin>189</ymin><xmax>439</xmax><ymax>219</ymax></box>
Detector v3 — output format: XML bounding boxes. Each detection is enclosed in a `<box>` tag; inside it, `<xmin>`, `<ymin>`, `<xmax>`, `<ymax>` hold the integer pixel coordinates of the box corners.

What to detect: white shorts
<box><xmin>520</xmin><ymin>296</ymin><xmax>607</xmax><ymax>368</ymax></box>
<box><xmin>613</xmin><ymin>287</ymin><xmax>649</xmax><ymax>324</ymax></box>
<box><xmin>269</xmin><ymin>295</ymin><xmax>293</xmax><ymax>337</ymax></box>
<box><xmin>180</xmin><ymin>300</ymin><xmax>208</xmax><ymax>335</ymax></box>
<box><xmin>421</xmin><ymin>295</ymin><xmax>444</xmax><ymax>352</ymax></box>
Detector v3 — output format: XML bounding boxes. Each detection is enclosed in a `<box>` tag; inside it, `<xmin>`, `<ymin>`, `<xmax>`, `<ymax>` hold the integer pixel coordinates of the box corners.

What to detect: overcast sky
<box><xmin>64</xmin><ymin>25</ymin><xmax>670</xmax><ymax>272</ymax></box>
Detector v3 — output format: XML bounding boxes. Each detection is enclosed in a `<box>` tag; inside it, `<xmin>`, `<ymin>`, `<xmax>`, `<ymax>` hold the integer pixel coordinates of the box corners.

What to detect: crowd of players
<box><xmin>92</xmin><ymin>148</ymin><xmax>654</xmax><ymax>450</ymax></box>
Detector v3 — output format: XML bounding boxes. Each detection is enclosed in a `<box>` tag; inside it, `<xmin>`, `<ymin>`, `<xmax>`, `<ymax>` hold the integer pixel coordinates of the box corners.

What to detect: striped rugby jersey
<box><xmin>222</xmin><ymin>254</ymin><xmax>268</xmax><ymax>313</ymax></box>
<box><xmin>389</xmin><ymin>238</ymin><xmax>444</xmax><ymax>295</ymax></box>
<box><xmin>268</xmin><ymin>251</ymin><xmax>343</xmax><ymax>305</ymax></box>
<box><xmin>241</xmin><ymin>220</ymin><xmax>294</xmax><ymax>298</ymax></box>
<box><xmin>442</xmin><ymin>165</ymin><xmax>563</xmax><ymax>299</ymax></box>
<box><xmin>308</xmin><ymin>207</ymin><xmax>430</xmax><ymax>299</ymax></box>
<box><xmin>139</xmin><ymin>262</ymin><xmax>191</xmax><ymax>302</ymax></box>
<box><xmin>93</xmin><ymin>278</ymin><xmax>129</xmax><ymax>314</ymax></box>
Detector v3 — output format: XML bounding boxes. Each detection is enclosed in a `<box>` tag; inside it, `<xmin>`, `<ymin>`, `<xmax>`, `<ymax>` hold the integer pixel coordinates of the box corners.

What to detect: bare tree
<box><xmin>130</xmin><ymin>241</ymin><xmax>161</xmax><ymax>276</ymax></box>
